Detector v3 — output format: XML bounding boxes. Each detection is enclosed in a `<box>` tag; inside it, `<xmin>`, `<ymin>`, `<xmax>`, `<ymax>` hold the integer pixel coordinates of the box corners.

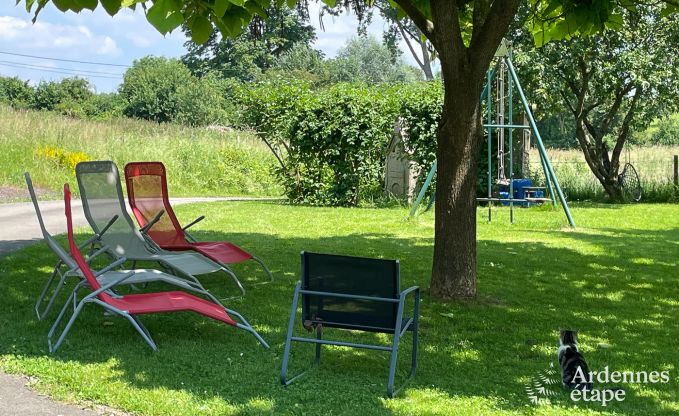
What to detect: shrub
<box><xmin>235</xmin><ymin>80</ymin><xmax>512</xmax><ymax>206</ymax></box>
<box><xmin>281</xmin><ymin>83</ymin><xmax>400</xmax><ymax>205</ymax></box>
<box><xmin>82</xmin><ymin>93</ymin><xmax>124</xmax><ymax>120</ymax></box>
<box><xmin>120</xmin><ymin>56</ymin><xmax>226</xmax><ymax>126</ymax></box>
<box><xmin>32</xmin><ymin>78</ymin><xmax>93</xmax><ymax>112</ymax></box>
<box><xmin>650</xmin><ymin>114</ymin><xmax>679</xmax><ymax>146</ymax></box>
<box><xmin>0</xmin><ymin>76</ymin><xmax>34</xmax><ymax>109</ymax></box>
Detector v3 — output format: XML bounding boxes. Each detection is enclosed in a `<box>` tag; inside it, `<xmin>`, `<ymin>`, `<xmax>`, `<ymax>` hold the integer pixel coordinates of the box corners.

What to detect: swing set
<box><xmin>409</xmin><ymin>40</ymin><xmax>576</xmax><ymax>228</ymax></box>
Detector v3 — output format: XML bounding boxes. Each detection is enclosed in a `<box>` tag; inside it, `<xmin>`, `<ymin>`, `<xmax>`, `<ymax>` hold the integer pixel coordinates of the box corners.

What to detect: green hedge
<box><xmin>234</xmin><ymin>80</ymin><xmax>444</xmax><ymax>206</ymax></box>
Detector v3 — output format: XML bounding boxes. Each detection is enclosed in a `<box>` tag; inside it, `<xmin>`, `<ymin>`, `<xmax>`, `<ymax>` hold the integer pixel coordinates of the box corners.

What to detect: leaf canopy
<box><xmin>21</xmin><ymin>0</ymin><xmax>677</xmax><ymax>46</ymax></box>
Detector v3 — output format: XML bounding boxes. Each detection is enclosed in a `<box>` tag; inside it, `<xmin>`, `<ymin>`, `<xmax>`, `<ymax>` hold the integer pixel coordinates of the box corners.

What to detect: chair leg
<box><xmin>250</xmin><ymin>256</ymin><xmax>274</xmax><ymax>285</ymax></box>
<box><xmin>226</xmin><ymin>307</ymin><xmax>269</xmax><ymax>349</ymax></box>
<box><xmin>220</xmin><ymin>267</ymin><xmax>245</xmax><ymax>297</ymax></box>
<box><xmin>280</xmin><ymin>284</ymin><xmax>318</xmax><ymax>385</ymax></box>
<box><xmin>48</xmin><ymin>298</ymin><xmax>87</xmax><ymax>353</ymax></box>
<box><xmin>387</xmin><ymin>291</ymin><xmax>420</xmax><ymax>397</ymax></box>
<box><xmin>315</xmin><ymin>326</ymin><xmax>322</xmax><ymax>364</ymax></box>
<box><xmin>386</xmin><ymin>332</ymin><xmax>402</xmax><ymax>398</ymax></box>
<box><xmin>410</xmin><ymin>292</ymin><xmax>420</xmax><ymax>379</ymax></box>
<box><xmin>36</xmin><ymin>264</ymin><xmax>69</xmax><ymax>320</ymax></box>
<box><xmin>127</xmin><ymin>315</ymin><xmax>158</xmax><ymax>351</ymax></box>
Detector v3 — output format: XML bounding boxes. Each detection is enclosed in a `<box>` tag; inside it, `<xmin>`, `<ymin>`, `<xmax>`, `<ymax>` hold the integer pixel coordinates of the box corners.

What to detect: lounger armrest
<box><xmin>140</xmin><ymin>209</ymin><xmax>165</xmax><ymax>234</ymax></box>
<box><xmin>85</xmin><ymin>245</ymin><xmax>111</xmax><ymax>264</ymax></box>
<box><xmin>99</xmin><ymin>214</ymin><xmax>119</xmax><ymax>237</ymax></box>
<box><xmin>84</xmin><ymin>262</ymin><xmax>133</xmax><ymax>300</ymax></box>
<box><xmin>182</xmin><ymin>216</ymin><xmax>205</xmax><ymax>231</ymax></box>
<box><xmin>77</xmin><ymin>234</ymin><xmax>101</xmax><ymax>250</ymax></box>
<box><xmin>76</xmin><ymin>215</ymin><xmax>118</xmax><ymax>252</ymax></box>
<box><xmin>94</xmin><ymin>257</ymin><xmax>127</xmax><ymax>277</ymax></box>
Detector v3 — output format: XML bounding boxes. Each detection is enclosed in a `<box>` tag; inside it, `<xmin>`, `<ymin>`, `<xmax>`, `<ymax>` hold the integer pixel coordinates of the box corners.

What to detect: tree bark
<box><xmin>422</xmin><ymin>0</ymin><xmax>520</xmax><ymax>300</ymax></box>
<box><xmin>431</xmin><ymin>69</ymin><xmax>485</xmax><ymax>298</ymax></box>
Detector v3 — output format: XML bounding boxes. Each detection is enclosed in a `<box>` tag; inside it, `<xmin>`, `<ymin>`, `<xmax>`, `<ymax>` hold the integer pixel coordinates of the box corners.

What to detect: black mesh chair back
<box><xmin>302</xmin><ymin>252</ymin><xmax>399</xmax><ymax>333</ymax></box>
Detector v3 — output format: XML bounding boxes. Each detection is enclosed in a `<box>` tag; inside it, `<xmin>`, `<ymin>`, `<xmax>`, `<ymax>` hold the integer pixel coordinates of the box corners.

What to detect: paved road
<box><xmin>0</xmin><ymin>196</ymin><xmax>274</xmax><ymax>257</ymax></box>
<box><xmin>0</xmin><ymin>196</ymin><xmax>278</xmax><ymax>415</ymax></box>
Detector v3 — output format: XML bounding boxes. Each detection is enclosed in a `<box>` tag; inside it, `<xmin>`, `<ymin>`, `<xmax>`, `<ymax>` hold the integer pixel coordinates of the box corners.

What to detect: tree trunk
<box><xmin>430</xmin><ymin>60</ymin><xmax>485</xmax><ymax>299</ymax></box>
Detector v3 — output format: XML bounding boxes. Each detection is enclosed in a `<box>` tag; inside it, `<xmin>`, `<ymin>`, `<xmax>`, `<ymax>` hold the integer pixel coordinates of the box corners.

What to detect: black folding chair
<box><xmin>280</xmin><ymin>251</ymin><xmax>420</xmax><ymax>397</ymax></box>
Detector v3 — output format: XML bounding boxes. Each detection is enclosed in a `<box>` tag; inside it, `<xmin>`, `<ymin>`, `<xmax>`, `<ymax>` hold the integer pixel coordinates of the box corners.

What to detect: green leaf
<box><xmin>219</xmin><ymin>12</ymin><xmax>243</xmax><ymax>37</ymax></box>
<box><xmin>146</xmin><ymin>0</ymin><xmax>184</xmax><ymax>35</ymax></box>
<box><xmin>661</xmin><ymin>5</ymin><xmax>679</xmax><ymax>18</ymax></box>
<box><xmin>244</xmin><ymin>1</ymin><xmax>266</xmax><ymax>19</ymax></box>
<box><xmin>23</xmin><ymin>0</ymin><xmax>36</xmax><ymax>13</ymax></box>
<box><xmin>74</xmin><ymin>0</ymin><xmax>97</xmax><ymax>11</ymax></box>
<box><xmin>101</xmin><ymin>0</ymin><xmax>122</xmax><ymax>16</ymax></box>
<box><xmin>228</xmin><ymin>0</ymin><xmax>246</xmax><ymax>6</ymax></box>
<box><xmin>190</xmin><ymin>15</ymin><xmax>212</xmax><ymax>44</ymax></box>
<box><xmin>604</xmin><ymin>13</ymin><xmax>623</xmax><ymax>29</ymax></box>
<box><xmin>52</xmin><ymin>0</ymin><xmax>71</xmax><ymax>12</ymax></box>
<box><xmin>322</xmin><ymin>0</ymin><xmax>336</xmax><ymax>7</ymax></box>
<box><xmin>212</xmin><ymin>0</ymin><xmax>229</xmax><ymax>18</ymax></box>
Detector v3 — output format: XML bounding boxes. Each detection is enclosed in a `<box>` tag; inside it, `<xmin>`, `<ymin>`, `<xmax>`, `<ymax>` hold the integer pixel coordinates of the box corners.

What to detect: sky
<box><xmin>0</xmin><ymin>2</ymin><xmax>420</xmax><ymax>93</ymax></box>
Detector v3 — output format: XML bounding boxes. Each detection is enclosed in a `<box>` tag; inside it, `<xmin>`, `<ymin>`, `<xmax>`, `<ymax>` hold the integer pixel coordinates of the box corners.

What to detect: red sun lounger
<box><xmin>124</xmin><ymin>162</ymin><xmax>272</xmax><ymax>292</ymax></box>
<box><xmin>48</xmin><ymin>183</ymin><xmax>269</xmax><ymax>352</ymax></box>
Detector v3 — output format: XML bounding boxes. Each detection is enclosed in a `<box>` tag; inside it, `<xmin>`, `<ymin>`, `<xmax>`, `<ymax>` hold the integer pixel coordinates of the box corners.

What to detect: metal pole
<box><xmin>409</xmin><ymin>160</ymin><xmax>437</xmax><ymax>217</ymax></box>
<box><xmin>506</xmin><ymin>57</ymin><xmax>576</xmax><ymax>228</ymax></box>
<box><xmin>539</xmin><ymin>149</ymin><xmax>556</xmax><ymax>205</ymax></box>
<box><xmin>487</xmin><ymin>67</ymin><xmax>493</xmax><ymax>223</ymax></box>
<box><xmin>507</xmin><ymin>57</ymin><xmax>514</xmax><ymax>224</ymax></box>
<box><xmin>674</xmin><ymin>155</ymin><xmax>678</xmax><ymax>186</ymax></box>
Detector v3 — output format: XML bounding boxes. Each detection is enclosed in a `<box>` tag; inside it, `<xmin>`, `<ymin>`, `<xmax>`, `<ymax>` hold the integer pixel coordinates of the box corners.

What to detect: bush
<box><xmin>119</xmin><ymin>56</ymin><xmax>226</xmax><ymax>126</ymax></box>
<box><xmin>281</xmin><ymin>83</ymin><xmax>400</xmax><ymax>205</ymax></box>
<box><xmin>32</xmin><ymin>78</ymin><xmax>93</xmax><ymax>112</ymax></box>
<box><xmin>235</xmin><ymin>80</ymin><xmax>517</xmax><ymax>206</ymax></box>
<box><xmin>650</xmin><ymin>114</ymin><xmax>679</xmax><ymax>146</ymax></box>
<box><xmin>0</xmin><ymin>76</ymin><xmax>34</xmax><ymax>109</ymax></box>
<box><xmin>238</xmin><ymin>81</ymin><xmax>445</xmax><ymax>206</ymax></box>
<box><xmin>82</xmin><ymin>93</ymin><xmax>124</xmax><ymax>120</ymax></box>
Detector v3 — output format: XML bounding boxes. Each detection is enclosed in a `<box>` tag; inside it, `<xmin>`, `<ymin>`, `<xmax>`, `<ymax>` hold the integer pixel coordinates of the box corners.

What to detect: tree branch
<box><xmin>600</xmin><ymin>81</ymin><xmax>634</xmax><ymax>138</ymax></box>
<box><xmin>611</xmin><ymin>86</ymin><xmax>643</xmax><ymax>174</ymax></box>
<box><xmin>469</xmin><ymin>0</ymin><xmax>521</xmax><ymax>73</ymax></box>
<box><xmin>392</xmin><ymin>0</ymin><xmax>435</xmax><ymax>44</ymax></box>
<box><xmin>395</xmin><ymin>18</ymin><xmax>425</xmax><ymax>69</ymax></box>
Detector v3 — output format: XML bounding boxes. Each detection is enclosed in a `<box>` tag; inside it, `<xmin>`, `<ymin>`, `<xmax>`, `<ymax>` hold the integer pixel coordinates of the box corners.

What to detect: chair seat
<box><xmin>164</xmin><ymin>242</ymin><xmax>253</xmax><ymax>264</ymax></box>
<box><xmin>109</xmin><ymin>291</ymin><xmax>237</xmax><ymax>326</ymax></box>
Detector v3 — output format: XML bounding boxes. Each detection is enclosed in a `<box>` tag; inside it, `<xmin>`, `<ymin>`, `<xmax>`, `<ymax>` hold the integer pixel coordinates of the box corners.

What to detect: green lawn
<box><xmin>1</xmin><ymin>202</ymin><xmax>678</xmax><ymax>415</ymax></box>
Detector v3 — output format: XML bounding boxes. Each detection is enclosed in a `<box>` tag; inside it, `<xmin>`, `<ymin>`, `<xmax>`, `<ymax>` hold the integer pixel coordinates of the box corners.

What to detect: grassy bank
<box><xmin>530</xmin><ymin>146</ymin><xmax>679</xmax><ymax>202</ymax></box>
<box><xmin>0</xmin><ymin>106</ymin><xmax>282</xmax><ymax>198</ymax></box>
<box><xmin>1</xmin><ymin>202</ymin><xmax>678</xmax><ymax>414</ymax></box>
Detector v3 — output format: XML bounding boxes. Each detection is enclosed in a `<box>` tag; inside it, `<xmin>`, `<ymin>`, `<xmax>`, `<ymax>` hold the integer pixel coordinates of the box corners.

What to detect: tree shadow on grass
<box><xmin>0</xmin><ymin>225</ymin><xmax>678</xmax><ymax>415</ymax></box>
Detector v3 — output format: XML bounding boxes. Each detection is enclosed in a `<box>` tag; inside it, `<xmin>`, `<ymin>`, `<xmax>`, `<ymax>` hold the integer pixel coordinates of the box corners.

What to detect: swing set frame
<box><xmin>409</xmin><ymin>40</ymin><xmax>576</xmax><ymax>228</ymax></box>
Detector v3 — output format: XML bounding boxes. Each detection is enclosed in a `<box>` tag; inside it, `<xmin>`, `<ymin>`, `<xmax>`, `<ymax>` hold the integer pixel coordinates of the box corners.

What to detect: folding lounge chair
<box><xmin>74</xmin><ymin>161</ymin><xmax>245</xmax><ymax>296</ymax></box>
<box><xmin>124</xmin><ymin>162</ymin><xmax>273</xmax><ymax>290</ymax></box>
<box><xmin>48</xmin><ymin>183</ymin><xmax>268</xmax><ymax>352</ymax></box>
<box><xmin>24</xmin><ymin>172</ymin><xmax>219</xmax><ymax>320</ymax></box>
<box><xmin>280</xmin><ymin>252</ymin><xmax>420</xmax><ymax>397</ymax></box>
